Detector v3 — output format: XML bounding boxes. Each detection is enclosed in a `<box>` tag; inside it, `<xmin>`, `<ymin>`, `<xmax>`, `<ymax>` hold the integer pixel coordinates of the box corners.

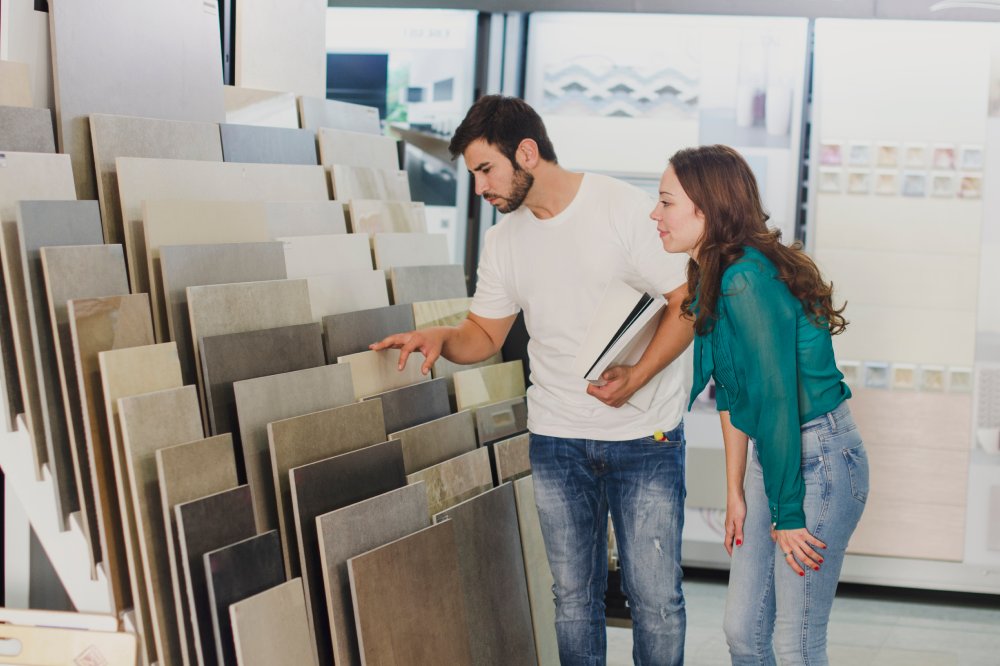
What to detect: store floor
<box><xmin>606</xmin><ymin>575</ymin><xmax>1000</xmax><ymax>665</ymax></box>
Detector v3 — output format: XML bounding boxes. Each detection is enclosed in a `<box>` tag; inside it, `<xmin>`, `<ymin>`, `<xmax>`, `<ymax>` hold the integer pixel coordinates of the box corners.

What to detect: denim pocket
<box><xmin>800</xmin><ymin>455</ymin><xmax>827</xmax><ymax>486</ymax></box>
<box><xmin>841</xmin><ymin>442</ymin><xmax>869</xmax><ymax>503</ymax></box>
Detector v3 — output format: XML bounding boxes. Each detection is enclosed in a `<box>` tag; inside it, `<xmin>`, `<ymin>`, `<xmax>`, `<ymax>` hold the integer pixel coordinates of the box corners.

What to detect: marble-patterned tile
<box><xmin>372</xmin><ymin>233</ymin><xmax>449</xmax><ymax>271</ymax></box>
<box><xmin>0</xmin><ymin>60</ymin><xmax>32</xmax><ymax>107</ymax></box>
<box><xmin>291</xmin><ymin>440</ymin><xmax>406</xmax><ymax>665</ymax></box>
<box><xmin>318</xmin><ymin>128</ymin><xmax>398</xmax><ymax>170</ymax></box>
<box><xmin>687</xmin><ymin>447</ymin><xmax>727</xmax><ymax>510</ymax></box>
<box><xmin>512</xmin><ymin>475</ymin><xmax>559</xmax><ymax>666</ymax></box>
<box><xmin>230</xmin><ymin>578</ymin><xmax>318</xmax><ymax>666</ymax></box>
<box><xmin>348</xmin><ymin>200</ymin><xmax>426</xmax><ymax>236</ymax></box>
<box><xmin>347</xmin><ymin>521</ymin><xmax>472</xmax><ymax>666</ymax></box>
<box><xmin>119</xmin><ymin>385</ymin><xmax>204</xmax><ymax>666</ymax></box>
<box><xmin>233</xmin><ymin>0</ymin><xmax>326</xmax><ymax>99</ymax></box>
<box><xmin>336</xmin><ymin>348</ymin><xmax>429</xmax><ymax>400</ymax></box>
<box><xmin>389</xmin><ymin>264</ymin><xmax>467</xmax><ymax>305</ymax></box>
<box><xmin>156</xmin><ymin>434</ymin><xmax>239</xmax><ymax>666</ymax></box>
<box><xmin>495</xmin><ymin>433</ymin><xmax>531</xmax><ymax>483</ymax></box>
<box><xmin>220</xmin><ymin>123</ymin><xmax>317</xmax><ymax>165</ymax></box>
<box><xmin>159</xmin><ymin>242</ymin><xmax>287</xmax><ymax>385</ymax></box>
<box><xmin>280</xmin><ymin>234</ymin><xmax>372</xmax><ymax>279</ymax></box>
<box><xmin>412</xmin><ymin>296</ymin><xmax>502</xmax><ymax>392</ymax></box>
<box><xmin>389</xmin><ymin>410</ymin><xmax>477</xmax><ymax>475</ymax></box>
<box><xmin>475</xmin><ymin>396</ymin><xmax>527</xmax><ymax>446</ymax></box>
<box><xmin>233</xmin><ymin>364</ymin><xmax>355</xmax><ymax>534</ymax></box>
<box><xmin>68</xmin><ymin>293</ymin><xmax>153</xmax><ymax>614</ymax></box>
<box><xmin>363</xmin><ymin>377</ymin><xmax>450</xmax><ymax>435</ymax></box>
<box><xmin>263</xmin><ymin>201</ymin><xmax>347</xmax><ymax>237</ymax></box>
<box><xmin>176</xmin><ymin>485</ymin><xmax>257</xmax><ymax>666</ymax></box>
<box><xmin>204</xmin><ymin>530</ymin><xmax>285</xmax><ymax>666</ymax></box>
<box><xmin>297</xmin><ymin>96</ymin><xmax>381</xmax><ymax>134</ymax></box>
<box><xmin>405</xmin><ymin>447</ymin><xmax>492</xmax><ymax>516</ymax></box>
<box><xmin>454</xmin><ymin>360</ymin><xmax>527</xmax><ymax>412</ymax></box>
<box><xmin>302</xmin><ymin>271</ymin><xmax>389</xmax><ymax>321</ymax></box>
<box><xmin>329</xmin><ymin>165</ymin><xmax>410</xmax><ymax>201</ymax></box>
<box><xmin>267</xmin><ymin>400</ymin><xmax>386</xmax><ymax>576</ymax></box>
<box><xmin>322</xmin><ymin>303</ymin><xmax>414</xmax><ymax>362</ymax></box>
<box><xmin>0</xmin><ymin>106</ymin><xmax>55</xmax><ymax>152</ymax></box>
<box><xmin>199</xmin><ymin>322</ymin><xmax>324</xmax><ymax>439</ymax></box>
<box><xmin>223</xmin><ymin>86</ymin><xmax>298</xmax><ymax>129</ymax></box>
<box><xmin>433</xmin><ymin>484</ymin><xmax>536</xmax><ymax>665</ymax></box>
<box><xmin>316</xmin><ymin>484</ymin><xmax>430</xmax><ymax>666</ymax></box>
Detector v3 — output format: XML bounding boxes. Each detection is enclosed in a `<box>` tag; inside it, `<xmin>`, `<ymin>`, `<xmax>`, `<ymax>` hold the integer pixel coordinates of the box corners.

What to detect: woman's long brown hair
<box><xmin>671</xmin><ymin>144</ymin><xmax>848</xmax><ymax>336</ymax></box>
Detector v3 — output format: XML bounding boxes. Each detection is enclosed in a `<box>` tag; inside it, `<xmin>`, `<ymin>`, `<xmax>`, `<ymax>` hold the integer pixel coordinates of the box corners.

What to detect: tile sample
<box><xmin>411</xmin><ymin>295</ymin><xmax>502</xmax><ymax>388</ymax></box>
<box><xmin>513</xmin><ymin>475</ymin><xmax>559</xmax><ymax>666</ymax></box>
<box><xmin>230</xmin><ymin>579</ymin><xmax>318</xmax><ymax>666</ymax></box>
<box><xmin>303</xmin><ymin>271</ymin><xmax>389</xmax><ymax>320</ymax></box>
<box><xmin>348</xmin><ymin>200</ymin><xmax>426</xmax><ymax>236</ymax></box>
<box><xmin>0</xmin><ymin>60</ymin><xmax>32</xmax><ymax>106</ymax></box>
<box><xmin>336</xmin><ymin>348</ymin><xmax>429</xmax><ymax>400</ymax></box>
<box><xmin>322</xmin><ymin>303</ymin><xmax>414</xmax><ymax>362</ymax></box>
<box><xmin>433</xmin><ymin>484</ymin><xmax>536</xmax><ymax>665</ymax></box>
<box><xmin>0</xmin><ymin>624</ymin><xmax>138</xmax><ymax>665</ymax></box>
<box><xmin>0</xmin><ymin>105</ymin><xmax>55</xmax><ymax>152</ymax></box>
<box><xmin>389</xmin><ymin>410</ymin><xmax>477</xmax><ymax>475</ymax></box>
<box><xmin>223</xmin><ymin>85</ymin><xmax>299</xmax><ymax>129</ymax></box>
<box><xmin>297</xmin><ymin>96</ymin><xmax>380</xmax><ymax>134</ymax></box>
<box><xmin>329</xmin><ymin>165</ymin><xmax>410</xmax><ymax>201</ymax></box>
<box><xmin>316</xmin><ymin>484</ymin><xmax>430</xmax><ymax>666</ymax></box>
<box><xmin>90</xmin><ymin>113</ymin><xmax>222</xmax><ymax>246</ymax></box>
<box><xmin>405</xmin><ymin>447</ymin><xmax>492</xmax><ymax>516</ymax></box>
<box><xmin>454</xmin><ymin>360</ymin><xmax>527</xmax><ymax>412</ymax></box>
<box><xmin>204</xmin><ymin>531</ymin><xmax>285</xmax><ymax>666</ymax></box>
<box><xmin>175</xmin><ymin>486</ymin><xmax>257</xmax><ymax>666</ymax></box>
<box><xmin>290</xmin><ymin>440</ymin><xmax>406</xmax><ymax>665</ymax></box>
<box><xmin>372</xmin><ymin>233</ymin><xmax>449</xmax><ymax>271</ymax></box>
<box><xmin>389</xmin><ymin>264</ymin><xmax>467</xmax><ymax>305</ymax></box>
<box><xmin>263</xmin><ymin>201</ymin><xmax>348</xmax><ymax>237</ymax></box>
<box><xmin>347</xmin><ymin>521</ymin><xmax>472</xmax><ymax>666</ymax></box>
<box><xmin>159</xmin><ymin>242</ymin><xmax>287</xmax><ymax>384</ymax></box>
<box><xmin>267</xmin><ymin>400</ymin><xmax>386</xmax><ymax>576</ymax></box>
<box><xmin>280</xmin><ymin>234</ymin><xmax>372</xmax><ymax>279</ymax></box>
<box><xmin>495</xmin><ymin>433</ymin><xmax>531</xmax><ymax>483</ymax></box>
<box><xmin>119</xmin><ymin>385</ymin><xmax>204</xmax><ymax>666</ymax></box>
<box><xmin>220</xmin><ymin>123</ymin><xmax>318</xmax><ymax>165</ymax></box>
<box><xmin>49</xmin><ymin>0</ymin><xmax>224</xmax><ymax>200</ymax></box>
<box><xmin>363</xmin><ymin>377</ymin><xmax>450</xmax><ymax>435</ymax></box>
<box><xmin>233</xmin><ymin>363</ymin><xmax>355</xmax><ymax>533</ymax></box>
<box><xmin>476</xmin><ymin>397</ymin><xmax>528</xmax><ymax>446</ymax></box>
<box><xmin>156</xmin><ymin>434</ymin><xmax>239</xmax><ymax>666</ymax></box>
<box><xmin>234</xmin><ymin>0</ymin><xmax>326</xmax><ymax>98</ymax></box>
<box><xmin>1</xmin><ymin>2</ymin><xmax>52</xmax><ymax>109</ymax></box>
<box><xmin>318</xmin><ymin>128</ymin><xmax>398</xmax><ymax>170</ymax></box>
<box><xmin>68</xmin><ymin>294</ymin><xmax>153</xmax><ymax>613</ymax></box>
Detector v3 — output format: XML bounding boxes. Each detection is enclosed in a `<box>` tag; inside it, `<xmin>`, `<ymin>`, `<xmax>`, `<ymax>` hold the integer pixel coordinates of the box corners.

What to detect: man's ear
<box><xmin>516</xmin><ymin>139</ymin><xmax>540</xmax><ymax>170</ymax></box>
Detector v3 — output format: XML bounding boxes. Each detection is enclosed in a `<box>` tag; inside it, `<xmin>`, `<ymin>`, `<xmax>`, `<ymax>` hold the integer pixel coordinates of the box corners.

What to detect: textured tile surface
<box><xmin>329</xmin><ymin>165</ymin><xmax>410</xmax><ymax>201</ymax></box>
<box><xmin>512</xmin><ymin>475</ymin><xmax>559</xmax><ymax>666</ymax></box>
<box><xmin>303</xmin><ymin>271</ymin><xmax>389</xmax><ymax>320</ymax></box>
<box><xmin>290</xmin><ymin>440</ymin><xmax>406</xmax><ymax>665</ymax></box>
<box><xmin>434</xmin><ymin>484</ymin><xmax>537</xmax><ymax>666</ymax></box>
<box><xmin>348</xmin><ymin>521</ymin><xmax>472</xmax><ymax>666</ymax></box>
<box><xmin>267</xmin><ymin>400</ymin><xmax>386</xmax><ymax>576</ymax></box>
<box><xmin>220</xmin><ymin>123</ymin><xmax>318</xmax><ymax>165</ymax></box>
<box><xmin>322</xmin><ymin>303</ymin><xmax>414</xmax><ymax>362</ymax></box>
<box><xmin>389</xmin><ymin>264</ymin><xmax>467</xmax><ymax>305</ymax></box>
<box><xmin>230</xmin><ymin>579</ymin><xmax>318</xmax><ymax>666</ymax></box>
<box><xmin>348</xmin><ymin>200</ymin><xmax>426</xmax><ymax>236</ymax></box>
<box><xmin>475</xmin><ymin>396</ymin><xmax>528</xmax><ymax>446</ymax></box>
<box><xmin>280</xmin><ymin>233</ymin><xmax>372</xmax><ymax>279</ymax></box>
<box><xmin>233</xmin><ymin>363</ymin><xmax>355</xmax><ymax>534</ymax></box>
<box><xmin>406</xmin><ymin>447</ymin><xmax>492</xmax><ymax>516</ymax></box>
<box><xmin>297</xmin><ymin>96</ymin><xmax>380</xmax><ymax>134</ymax></box>
<box><xmin>454</xmin><ymin>360</ymin><xmax>527</xmax><ymax>412</ymax></box>
<box><xmin>234</xmin><ymin>0</ymin><xmax>326</xmax><ymax>98</ymax></box>
<box><xmin>389</xmin><ymin>410</ymin><xmax>477</xmax><ymax>475</ymax></box>
<box><xmin>317</xmin><ymin>484</ymin><xmax>430</xmax><ymax>666</ymax></box>
<box><xmin>336</xmin><ymin>348</ymin><xmax>429</xmax><ymax>400</ymax></box>
<box><xmin>495</xmin><ymin>433</ymin><xmax>531</xmax><ymax>483</ymax></box>
<box><xmin>318</xmin><ymin>128</ymin><xmax>398</xmax><ymax>170</ymax></box>
<box><xmin>363</xmin><ymin>377</ymin><xmax>450</xmax><ymax>435</ymax></box>
<box><xmin>0</xmin><ymin>106</ymin><xmax>55</xmax><ymax>152</ymax></box>
<box><xmin>223</xmin><ymin>86</ymin><xmax>298</xmax><ymax>129</ymax></box>
<box><xmin>372</xmin><ymin>233</ymin><xmax>449</xmax><ymax>271</ymax></box>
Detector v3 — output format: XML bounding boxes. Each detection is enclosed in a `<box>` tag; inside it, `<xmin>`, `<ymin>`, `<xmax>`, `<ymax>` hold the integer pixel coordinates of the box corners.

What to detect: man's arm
<box><xmin>587</xmin><ymin>282</ymin><xmax>694</xmax><ymax>407</ymax></box>
<box><xmin>370</xmin><ymin>312</ymin><xmax>517</xmax><ymax>375</ymax></box>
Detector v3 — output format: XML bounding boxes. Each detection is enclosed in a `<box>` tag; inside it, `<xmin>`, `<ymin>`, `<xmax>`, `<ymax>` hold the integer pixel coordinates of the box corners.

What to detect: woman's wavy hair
<box><xmin>671</xmin><ymin>144</ymin><xmax>848</xmax><ymax>336</ymax></box>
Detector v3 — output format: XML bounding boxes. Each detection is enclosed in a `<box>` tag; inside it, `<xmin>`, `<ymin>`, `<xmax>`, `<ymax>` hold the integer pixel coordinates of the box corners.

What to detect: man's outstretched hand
<box><xmin>370</xmin><ymin>327</ymin><xmax>451</xmax><ymax>375</ymax></box>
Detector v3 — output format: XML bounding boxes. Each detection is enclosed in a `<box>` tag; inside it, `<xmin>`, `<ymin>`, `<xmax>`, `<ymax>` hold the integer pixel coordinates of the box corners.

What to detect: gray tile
<box><xmin>204</xmin><ymin>531</ymin><xmax>285</xmax><ymax>666</ymax></box>
<box><xmin>363</xmin><ymin>377</ymin><xmax>450</xmax><ymax>435</ymax></box>
<box><xmin>329</xmin><ymin>165</ymin><xmax>411</xmax><ymax>201</ymax></box>
<box><xmin>322</xmin><ymin>303</ymin><xmax>415</xmax><ymax>362</ymax></box>
<box><xmin>389</xmin><ymin>409</ymin><xmax>478</xmax><ymax>475</ymax></box>
<box><xmin>348</xmin><ymin>521</ymin><xmax>472</xmax><ymax>666</ymax></box>
<box><xmin>267</xmin><ymin>400</ymin><xmax>387</xmax><ymax>577</ymax></box>
<box><xmin>230</xmin><ymin>579</ymin><xmax>318</xmax><ymax>666</ymax></box>
<box><xmin>512</xmin><ymin>476</ymin><xmax>558</xmax><ymax>666</ymax></box>
<box><xmin>406</xmin><ymin>447</ymin><xmax>493</xmax><ymax>516</ymax></box>
<box><xmin>495</xmin><ymin>433</ymin><xmax>530</xmax><ymax>483</ymax></box>
<box><xmin>220</xmin><ymin>123</ymin><xmax>318</xmax><ymax>165</ymax></box>
<box><xmin>199</xmin><ymin>322</ymin><xmax>324</xmax><ymax>438</ymax></box>
<box><xmin>291</xmin><ymin>440</ymin><xmax>407</xmax><ymax>665</ymax></box>
<box><xmin>0</xmin><ymin>106</ymin><xmax>55</xmax><ymax>152</ymax></box>
<box><xmin>233</xmin><ymin>364</ymin><xmax>355</xmax><ymax>534</ymax></box>
<box><xmin>389</xmin><ymin>264</ymin><xmax>467</xmax><ymax>305</ymax></box>
<box><xmin>297</xmin><ymin>96</ymin><xmax>381</xmax><ymax>134</ymax></box>
<box><xmin>159</xmin><ymin>242</ymin><xmax>287</xmax><ymax>385</ymax></box>
<box><xmin>434</xmin><ymin>484</ymin><xmax>537</xmax><ymax>665</ymax></box>
<box><xmin>476</xmin><ymin>396</ymin><xmax>527</xmax><ymax>446</ymax></box>
<box><xmin>372</xmin><ymin>233</ymin><xmax>449</xmax><ymax>271</ymax></box>
<box><xmin>175</xmin><ymin>486</ymin><xmax>257</xmax><ymax>666</ymax></box>
<box><xmin>316</xmin><ymin>484</ymin><xmax>430</xmax><ymax>666</ymax></box>
<box><xmin>317</xmin><ymin>128</ymin><xmax>398</xmax><ymax>170</ymax></box>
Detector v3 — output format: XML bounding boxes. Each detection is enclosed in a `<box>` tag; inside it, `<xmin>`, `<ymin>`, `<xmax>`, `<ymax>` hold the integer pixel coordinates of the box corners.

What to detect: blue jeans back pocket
<box><xmin>842</xmin><ymin>443</ymin><xmax>869</xmax><ymax>503</ymax></box>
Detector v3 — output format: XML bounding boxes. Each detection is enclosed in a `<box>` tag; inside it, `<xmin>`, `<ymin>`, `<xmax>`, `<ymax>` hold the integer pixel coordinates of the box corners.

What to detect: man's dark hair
<box><xmin>448</xmin><ymin>95</ymin><xmax>558</xmax><ymax>165</ymax></box>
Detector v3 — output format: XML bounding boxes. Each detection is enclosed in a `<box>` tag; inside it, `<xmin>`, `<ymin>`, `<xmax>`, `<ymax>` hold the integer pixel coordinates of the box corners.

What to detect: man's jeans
<box><xmin>529</xmin><ymin>424</ymin><xmax>686</xmax><ymax>666</ymax></box>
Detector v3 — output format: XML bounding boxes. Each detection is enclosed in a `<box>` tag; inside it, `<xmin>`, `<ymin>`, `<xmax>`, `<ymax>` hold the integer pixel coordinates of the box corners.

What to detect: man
<box><xmin>372</xmin><ymin>95</ymin><xmax>693</xmax><ymax>665</ymax></box>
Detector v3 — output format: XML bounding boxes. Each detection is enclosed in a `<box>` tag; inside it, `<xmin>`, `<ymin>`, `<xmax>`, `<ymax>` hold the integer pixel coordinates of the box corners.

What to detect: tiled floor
<box><xmin>607</xmin><ymin>575</ymin><xmax>1000</xmax><ymax>665</ymax></box>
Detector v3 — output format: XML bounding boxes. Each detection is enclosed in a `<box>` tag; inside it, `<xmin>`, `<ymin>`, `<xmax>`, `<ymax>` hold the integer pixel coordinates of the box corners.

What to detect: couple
<box><xmin>373</xmin><ymin>96</ymin><xmax>868</xmax><ymax>666</ymax></box>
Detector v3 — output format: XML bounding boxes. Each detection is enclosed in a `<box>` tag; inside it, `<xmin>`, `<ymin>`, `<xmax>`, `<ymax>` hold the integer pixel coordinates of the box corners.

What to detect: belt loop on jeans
<box><xmin>825</xmin><ymin>409</ymin><xmax>837</xmax><ymax>432</ymax></box>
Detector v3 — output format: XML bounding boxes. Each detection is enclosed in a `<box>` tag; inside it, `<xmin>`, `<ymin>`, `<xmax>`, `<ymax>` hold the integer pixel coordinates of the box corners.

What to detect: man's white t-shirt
<box><xmin>470</xmin><ymin>172</ymin><xmax>692</xmax><ymax>441</ymax></box>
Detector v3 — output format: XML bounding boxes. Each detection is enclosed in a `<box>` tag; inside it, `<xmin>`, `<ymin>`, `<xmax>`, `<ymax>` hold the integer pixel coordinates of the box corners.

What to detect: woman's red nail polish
<box><xmin>799</xmin><ymin>571</ymin><xmax>805</xmax><ymax>576</ymax></box>
<box><xmin>736</xmin><ymin>540</ymin><xmax>742</xmax><ymax>546</ymax></box>
<box><xmin>813</xmin><ymin>566</ymin><xmax>819</xmax><ymax>571</ymax></box>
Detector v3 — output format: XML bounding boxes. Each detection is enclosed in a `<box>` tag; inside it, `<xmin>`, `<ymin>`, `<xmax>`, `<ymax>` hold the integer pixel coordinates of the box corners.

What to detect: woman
<box><xmin>650</xmin><ymin>145</ymin><xmax>868</xmax><ymax>665</ymax></box>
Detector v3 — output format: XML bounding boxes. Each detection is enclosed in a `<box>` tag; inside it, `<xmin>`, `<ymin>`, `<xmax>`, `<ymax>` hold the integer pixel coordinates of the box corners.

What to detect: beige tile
<box><xmin>512</xmin><ymin>475</ymin><xmax>559</xmax><ymax>666</ymax></box>
<box><xmin>264</xmin><ymin>201</ymin><xmax>347</xmax><ymax>237</ymax></box>
<box><xmin>0</xmin><ymin>623</ymin><xmax>137</xmax><ymax>664</ymax></box>
<box><xmin>234</xmin><ymin>0</ymin><xmax>326</xmax><ymax>98</ymax></box>
<box><xmin>454</xmin><ymin>360</ymin><xmax>526</xmax><ymax>412</ymax></box>
<box><xmin>0</xmin><ymin>60</ymin><xmax>32</xmax><ymax>106</ymax></box>
<box><xmin>495</xmin><ymin>433</ymin><xmax>531</xmax><ymax>483</ymax></box>
<box><xmin>336</xmin><ymin>348</ymin><xmax>429</xmax><ymax>400</ymax></box>
<box><xmin>348</xmin><ymin>200</ymin><xmax>426</xmax><ymax>235</ymax></box>
<box><xmin>223</xmin><ymin>85</ymin><xmax>299</xmax><ymax>128</ymax></box>
<box><xmin>302</xmin><ymin>271</ymin><xmax>389</xmax><ymax>320</ymax></box>
<box><xmin>848</xmin><ymin>496</ymin><xmax>965</xmax><ymax>561</ymax></box>
<box><xmin>297</xmin><ymin>96</ymin><xmax>381</xmax><ymax>134</ymax></box>
<box><xmin>412</xmin><ymin>296</ymin><xmax>501</xmax><ymax>392</ymax></box>
<box><xmin>390</xmin><ymin>410</ymin><xmax>478</xmax><ymax>475</ymax></box>
<box><xmin>848</xmin><ymin>389</ymin><xmax>972</xmax><ymax>451</ymax></box>
<box><xmin>372</xmin><ymin>233</ymin><xmax>450</xmax><ymax>271</ymax></box>
<box><xmin>406</xmin><ymin>447</ymin><xmax>492</xmax><ymax>516</ymax></box>
<box><xmin>280</xmin><ymin>234</ymin><xmax>372</xmax><ymax>279</ymax></box>
<box><xmin>329</xmin><ymin>165</ymin><xmax>410</xmax><ymax>201</ymax></box>
<box><xmin>230</xmin><ymin>578</ymin><xmax>319</xmax><ymax>666</ymax></box>
<box><xmin>318</xmin><ymin>128</ymin><xmax>399</xmax><ymax>170</ymax></box>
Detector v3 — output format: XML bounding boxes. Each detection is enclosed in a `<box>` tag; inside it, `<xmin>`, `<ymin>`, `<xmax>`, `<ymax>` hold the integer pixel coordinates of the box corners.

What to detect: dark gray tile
<box><xmin>175</xmin><ymin>485</ymin><xmax>257</xmax><ymax>666</ymax></box>
<box><xmin>389</xmin><ymin>410</ymin><xmax>477</xmax><ymax>475</ymax></box>
<box><xmin>475</xmin><ymin>396</ymin><xmax>528</xmax><ymax>446</ymax></box>
<box><xmin>290</xmin><ymin>440</ymin><xmax>406</xmax><ymax>666</ymax></box>
<box><xmin>322</xmin><ymin>303</ymin><xmax>414</xmax><ymax>362</ymax></box>
<box><xmin>204</xmin><ymin>530</ymin><xmax>285</xmax><ymax>666</ymax></box>
<box><xmin>220</xmin><ymin>123</ymin><xmax>318</xmax><ymax>165</ymax></box>
<box><xmin>363</xmin><ymin>377</ymin><xmax>450</xmax><ymax>435</ymax></box>
<box><xmin>389</xmin><ymin>264</ymin><xmax>467</xmax><ymax>305</ymax></box>
<box><xmin>0</xmin><ymin>106</ymin><xmax>55</xmax><ymax>153</ymax></box>
<box><xmin>434</xmin><ymin>483</ymin><xmax>536</xmax><ymax>665</ymax></box>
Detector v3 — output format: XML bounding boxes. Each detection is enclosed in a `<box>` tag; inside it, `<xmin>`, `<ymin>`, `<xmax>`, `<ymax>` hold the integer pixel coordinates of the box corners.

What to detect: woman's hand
<box><xmin>724</xmin><ymin>495</ymin><xmax>746</xmax><ymax>556</ymax></box>
<box><xmin>774</xmin><ymin>528</ymin><xmax>826</xmax><ymax>575</ymax></box>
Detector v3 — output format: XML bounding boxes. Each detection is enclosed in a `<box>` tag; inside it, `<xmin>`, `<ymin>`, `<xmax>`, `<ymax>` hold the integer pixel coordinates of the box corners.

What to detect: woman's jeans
<box><xmin>724</xmin><ymin>401</ymin><xmax>869</xmax><ymax>666</ymax></box>
<box><xmin>529</xmin><ymin>423</ymin><xmax>686</xmax><ymax>666</ymax></box>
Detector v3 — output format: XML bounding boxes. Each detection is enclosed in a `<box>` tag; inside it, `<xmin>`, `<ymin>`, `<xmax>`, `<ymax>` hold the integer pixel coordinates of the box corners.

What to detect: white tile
<box><xmin>279</xmin><ymin>234</ymin><xmax>372</xmax><ymax>279</ymax></box>
<box><xmin>318</xmin><ymin>128</ymin><xmax>398</xmax><ymax>170</ymax></box>
<box><xmin>372</xmin><ymin>233</ymin><xmax>449</xmax><ymax>271</ymax></box>
<box><xmin>234</xmin><ymin>0</ymin><xmax>325</xmax><ymax>98</ymax></box>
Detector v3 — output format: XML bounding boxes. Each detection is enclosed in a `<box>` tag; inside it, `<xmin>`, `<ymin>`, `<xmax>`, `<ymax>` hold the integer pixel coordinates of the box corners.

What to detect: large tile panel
<box><xmin>412</xmin><ymin>296</ymin><xmax>502</xmax><ymax>389</ymax></box>
<box><xmin>297</xmin><ymin>96</ymin><xmax>380</xmax><ymax>134</ymax></box>
<box><xmin>389</xmin><ymin>264</ymin><xmax>467</xmax><ymax>305</ymax></box>
<box><xmin>322</xmin><ymin>304</ymin><xmax>414</xmax><ymax>362</ymax></box>
<box><xmin>453</xmin><ymin>360</ymin><xmax>527</xmax><ymax>412</ymax></box>
<box><xmin>336</xmin><ymin>349</ymin><xmax>429</xmax><ymax>400</ymax></box>
<box><xmin>494</xmin><ymin>433</ymin><xmax>531</xmax><ymax>483</ymax></box>
<box><xmin>280</xmin><ymin>234</ymin><xmax>372</xmax><ymax>279</ymax></box>
<box><xmin>220</xmin><ymin>123</ymin><xmax>318</xmax><ymax>165</ymax></box>
<box><xmin>230</xmin><ymin>579</ymin><xmax>318</xmax><ymax>666</ymax></box>
<box><xmin>234</xmin><ymin>0</ymin><xmax>326</xmax><ymax>98</ymax></box>
<box><xmin>318</xmin><ymin>128</ymin><xmax>398</xmax><ymax>170</ymax></box>
<box><xmin>348</xmin><ymin>200</ymin><xmax>426</xmax><ymax>236</ymax></box>
<box><xmin>0</xmin><ymin>106</ymin><xmax>55</xmax><ymax>152</ymax></box>
<box><xmin>303</xmin><ymin>271</ymin><xmax>389</xmax><ymax>321</ymax></box>
<box><xmin>223</xmin><ymin>85</ymin><xmax>298</xmax><ymax>129</ymax></box>
<box><xmin>405</xmin><ymin>447</ymin><xmax>492</xmax><ymax>516</ymax></box>
<box><xmin>372</xmin><ymin>233</ymin><xmax>449</xmax><ymax>271</ymax></box>
<box><xmin>389</xmin><ymin>410</ymin><xmax>477</xmax><ymax>475</ymax></box>
<box><xmin>362</xmin><ymin>377</ymin><xmax>450</xmax><ymax>434</ymax></box>
<box><xmin>0</xmin><ymin>60</ymin><xmax>32</xmax><ymax>107</ymax></box>
<box><xmin>329</xmin><ymin>165</ymin><xmax>410</xmax><ymax>201</ymax></box>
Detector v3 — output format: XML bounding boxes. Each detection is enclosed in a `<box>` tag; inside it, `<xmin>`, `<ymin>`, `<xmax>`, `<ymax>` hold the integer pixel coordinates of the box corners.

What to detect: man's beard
<box><xmin>492</xmin><ymin>167</ymin><xmax>534</xmax><ymax>214</ymax></box>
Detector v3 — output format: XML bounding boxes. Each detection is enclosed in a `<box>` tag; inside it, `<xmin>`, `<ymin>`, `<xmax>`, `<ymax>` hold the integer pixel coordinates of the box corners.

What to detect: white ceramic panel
<box><xmin>280</xmin><ymin>234</ymin><xmax>373</xmax><ymax>279</ymax></box>
<box><xmin>234</xmin><ymin>0</ymin><xmax>326</xmax><ymax>98</ymax></box>
<box><xmin>303</xmin><ymin>272</ymin><xmax>390</xmax><ymax>320</ymax></box>
<box><xmin>372</xmin><ymin>233</ymin><xmax>450</xmax><ymax>271</ymax></box>
<box><xmin>329</xmin><ymin>166</ymin><xmax>410</xmax><ymax>201</ymax></box>
<box><xmin>297</xmin><ymin>96</ymin><xmax>381</xmax><ymax>134</ymax></box>
<box><xmin>223</xmin><ymin>85</ymin><xmax>300</xmax><ymax>128</ymax></box>
<box><xmin>0</xmin><ymin>1</ymin><xmax>52</xmax><ymax>108</ymax></box>
<box><xmin>318</xmin><ymin>128</ymin><xmax>398</xmax><ymax>170</ymax></box>
<box><xmin>348</xmin><ymin>200</ymin><xmax>427</xmax><ymax>236</ymax></box>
